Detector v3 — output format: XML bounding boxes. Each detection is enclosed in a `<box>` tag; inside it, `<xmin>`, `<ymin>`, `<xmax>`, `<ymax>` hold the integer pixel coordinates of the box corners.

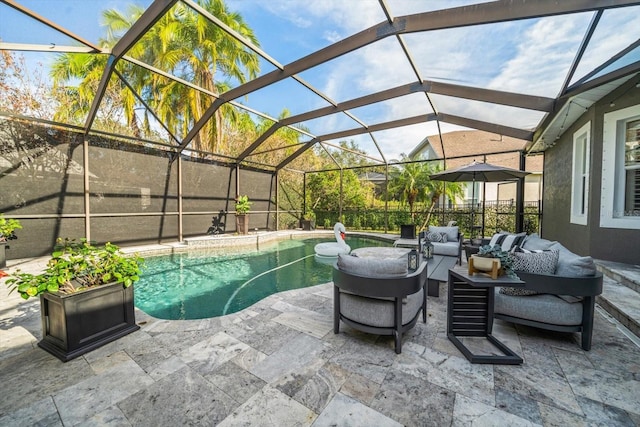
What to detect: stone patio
<box><xmin>1</xmin><ymin>252</ymin><xmax>640</xmax><ymax>426</ymax></box>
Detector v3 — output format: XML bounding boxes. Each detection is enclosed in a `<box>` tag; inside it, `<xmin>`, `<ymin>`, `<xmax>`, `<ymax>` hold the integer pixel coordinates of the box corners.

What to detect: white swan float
<box><xmin>314</xmin><ymin>222</ymin><xmax>351</xmax><ymax>257</ymax></box>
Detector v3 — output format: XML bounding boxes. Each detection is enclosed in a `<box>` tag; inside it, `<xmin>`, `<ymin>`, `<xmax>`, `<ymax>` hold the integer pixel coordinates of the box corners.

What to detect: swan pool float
<box><xmin>314</xmin><ymin>222</ymin><xmax>351</xmax><ymax>257</ymax></box>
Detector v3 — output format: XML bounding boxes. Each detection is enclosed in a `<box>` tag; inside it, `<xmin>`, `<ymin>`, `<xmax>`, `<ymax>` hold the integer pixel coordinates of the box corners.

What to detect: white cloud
<box><xmin>230</xmin><ymin>2</ymin><xmax>640</xmax><ymax>160</ymax></box>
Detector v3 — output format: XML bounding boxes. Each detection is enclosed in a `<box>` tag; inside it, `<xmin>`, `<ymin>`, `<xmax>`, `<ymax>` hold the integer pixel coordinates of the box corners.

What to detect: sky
<box><xmin>2</xmin><ymin>1</ymin><xmax>640</xmax><ymax>161</ymax></box>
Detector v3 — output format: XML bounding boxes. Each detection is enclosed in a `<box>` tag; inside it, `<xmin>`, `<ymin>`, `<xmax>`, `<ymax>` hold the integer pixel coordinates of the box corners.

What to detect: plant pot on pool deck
<box><xmin>4</xmin><ymin>239</ymin><xmax>143</xmax><ymax>362</ymax></box>
<box><xmin>39</xmin><ymin>281</ymin><xmax>139</xmax><ymax>362</ymax></box>
<box><xmin>236</xmin><ymin>214</ymin><xmax>249</xmax><ymax>234</ymax></box>
<box><xmin>301</xmin><ymin>219</ymin><xmax>315</xmax><ymax>231</ymax></box>
<box><xmin>0</xmin><ymin>241</ymin><xmax>7</xmax><ymax>269</ymax></box>
<box><xmin>235</xmin><ymin>195</ymin><xmax>252</xmax><ymax>235</ymax></box>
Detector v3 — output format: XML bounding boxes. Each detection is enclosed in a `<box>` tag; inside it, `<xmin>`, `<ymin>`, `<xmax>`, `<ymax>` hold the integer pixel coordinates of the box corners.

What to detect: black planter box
<box><xmin>0</xmin><ymin>242</ymin><xmax>6</xmax><ymax>269</ymax></box>
<box><xmin>38</xmin><ymin>282</ymin><xmax>140</xmax><ymax>362</ymax></box>
<box><xmin>301</xmin><ymin>220</ymin><xmax>315</xmax><ymax>230</ymax></box>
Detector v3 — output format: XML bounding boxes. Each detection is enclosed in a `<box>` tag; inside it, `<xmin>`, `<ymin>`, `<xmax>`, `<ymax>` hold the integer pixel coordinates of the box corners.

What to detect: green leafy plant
<box><xmin>477</xmin><ymin>244</ymin><xmax>517</xmax><ymax>279</ymax></box>
<box><xmin>235</xmin><ymin>195</ymin><xmax>252</xmax><ymax>215</ymax></box>
<box><xmin>5</xmin><ymin>238</ymin><xmax>143</xmax><ymax>300</ymax></box>
<box><xmin>303</xmin><ymin>210</ymin><xmax>316</xmax><ymax>221</ymax></box>
<box><xmin>0</xmin><ymin>215</ymin><xmax>22</xmax><ymax>242</ymax></box>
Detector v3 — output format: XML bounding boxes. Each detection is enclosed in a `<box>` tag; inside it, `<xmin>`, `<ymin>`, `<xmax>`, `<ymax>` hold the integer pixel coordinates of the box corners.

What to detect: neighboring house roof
<box><xmin>359</xmin><ymin>171</ymin><xmax>387</xmax><ymax>184</ymax></box>
<box><xmin>411</xmin><ymin>130</ymin><xmax>542</xmax><ymax>173</ymax></box>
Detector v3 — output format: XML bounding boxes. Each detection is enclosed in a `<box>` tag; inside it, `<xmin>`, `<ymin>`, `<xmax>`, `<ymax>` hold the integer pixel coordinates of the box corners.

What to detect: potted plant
<box><xmin>0</xmin><ymin>214</ymin><xmax>22</xmax><ymax>269</ymax></box>
<box><xmin>301</xmin><ymin>210</ymin><xmax>315</xmax><ymax>230</ymax></box>
<box><xmin>5</xmin><ymin>238</ymin><xmax>143</xmax><ymax>362</ymax></box>
<box><xmin>235</xmin><ymin>195</ymin><xmax>252</xmax><ymax>235</ymax></box>
<box><xmin>468</xmin><ymin>244</ymin><xmax>518</xmax><ymax>279</ymax></box>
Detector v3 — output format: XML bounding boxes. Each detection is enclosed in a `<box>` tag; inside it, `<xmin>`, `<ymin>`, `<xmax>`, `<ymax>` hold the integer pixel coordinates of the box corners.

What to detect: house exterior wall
<box><xmin>541</xmin><ymin>78</ymin><xmax>640</xmax><ymax>264</ymax></box>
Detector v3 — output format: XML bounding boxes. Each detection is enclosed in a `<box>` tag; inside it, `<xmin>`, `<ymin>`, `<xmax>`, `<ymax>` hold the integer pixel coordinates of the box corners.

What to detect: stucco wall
<box><xmin>541</xmin><ymin>78</ymin><xmax>640</xmax><ymax>264</ymax></box>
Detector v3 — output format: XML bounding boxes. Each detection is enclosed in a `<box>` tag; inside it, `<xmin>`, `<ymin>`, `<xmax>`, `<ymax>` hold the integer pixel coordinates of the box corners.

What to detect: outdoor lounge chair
<box><xmin>332</xmin><ymin>254</ymin><xmax>427</xmax><ymax>353</ymax></box>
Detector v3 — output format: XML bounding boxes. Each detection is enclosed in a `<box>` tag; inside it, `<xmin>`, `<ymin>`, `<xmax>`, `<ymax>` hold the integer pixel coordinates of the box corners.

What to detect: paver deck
<box><xmin>1</xmin><ymin>243</ymin><xmax>639</xmax><ymax>426</ymax></box>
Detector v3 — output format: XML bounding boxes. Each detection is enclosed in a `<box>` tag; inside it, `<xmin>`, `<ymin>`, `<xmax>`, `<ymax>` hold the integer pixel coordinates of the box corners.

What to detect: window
<box><xmin>571</xmin><ymin>122</ymin><xmax>590</xmax><ymax>225</ymax></box>
<box><xmin>601</xmin><ymin>105</ymin><xmax>640</xmax><ymax>229</ymax></box>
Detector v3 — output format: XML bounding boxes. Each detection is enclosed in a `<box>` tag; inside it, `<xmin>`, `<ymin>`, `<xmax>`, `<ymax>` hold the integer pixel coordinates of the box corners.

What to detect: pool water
<box><xmin>134</xmin><ymin>237</ymin><xmax>390</xmax><ymax>320</ymax></box>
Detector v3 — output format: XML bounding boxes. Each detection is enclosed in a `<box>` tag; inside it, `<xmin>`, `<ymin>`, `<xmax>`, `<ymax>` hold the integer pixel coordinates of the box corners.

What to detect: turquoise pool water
<box><xmin>134</xmin><ymin>237</ymin><xmax>390</xmax><ymax>320</ymax></box>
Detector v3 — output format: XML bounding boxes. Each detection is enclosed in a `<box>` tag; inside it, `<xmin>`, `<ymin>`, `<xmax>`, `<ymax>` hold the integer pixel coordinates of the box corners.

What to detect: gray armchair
<box><xmin>332</xmin><ymin>254</ymin><xmax>427</xmax><ymax>353</ymax></box>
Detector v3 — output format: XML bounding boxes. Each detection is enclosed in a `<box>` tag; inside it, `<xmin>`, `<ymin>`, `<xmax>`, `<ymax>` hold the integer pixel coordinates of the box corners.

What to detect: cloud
<box><xmin>229</xmin><ymin>2</ymin><xmax>640</xmax><ymax>160</ymax></box>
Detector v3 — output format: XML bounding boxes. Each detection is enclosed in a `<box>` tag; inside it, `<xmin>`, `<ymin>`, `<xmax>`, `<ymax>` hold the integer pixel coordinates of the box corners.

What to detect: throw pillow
<box><xmin>428</xmin><ymin>226</ymin><xmax>459</xmax><ymax>242</ymax></box>
<box><xmin>488</xmin><ymin>232</ymin><xmax>507</xmax><ymax>247</ymax></box>
<box><xmin>500</xmin><ymin>232</ymin><xmax>527</xmax><ymax>252</ymax></box>
<box><xmin>511</xmin><ymin>249</ymin><xmax>559</xmax><ymax>274</ymax></box>
<box><xmin>521</xmin><ymin>233</ymin><xmax>554</xmax><ymax>251</ymax></box>
<box><xmin>427</xmin><ymin>230</ymin><xmax>444</xmax><ymax>242</ymax></box>
<box><xmin>499</xmin><ymin>286</ymin><xmax>540</xmax><ymax>296</ymax></box>
<box><xmin>500</xmin><ymin>250</ymin><xmax>560</xmax><ymax>296</ymax></box>
<box><xmin>511</xmin><ymin>245</ymin><xmax>546</xmax><ymax>254</ymax></box>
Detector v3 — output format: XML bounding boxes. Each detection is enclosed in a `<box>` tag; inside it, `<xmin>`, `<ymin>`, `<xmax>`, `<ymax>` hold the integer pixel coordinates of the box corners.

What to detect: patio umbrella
<box><xmin>429</xmin><ymin>161</ymin><xmax>530</xmax><ymax>237</ymax></box>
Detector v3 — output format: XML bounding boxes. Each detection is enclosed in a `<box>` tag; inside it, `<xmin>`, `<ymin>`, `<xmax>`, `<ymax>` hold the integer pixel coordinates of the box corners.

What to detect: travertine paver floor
<box><xmin>1</xmin><ymin>257</ymin><xmax>640</xmax><ymax>426</ymax></box>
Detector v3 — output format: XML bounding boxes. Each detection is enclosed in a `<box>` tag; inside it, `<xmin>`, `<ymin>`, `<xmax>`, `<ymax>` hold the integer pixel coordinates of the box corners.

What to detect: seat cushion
<box><xmin>340</xmin><ymin>288</ymin><xmax>424</xmax><ymax>328</ymax></box>
<box><xmin>494</xmin><ymin>290</ymin><xmax>583</xmax><ymax>326</ymax></box>
<box><xmin>338</xmin><ymin>254</ymin><xmax>407</xmax><ymax>277</ymax></box>
<box><xmin>432</xmin><ymin>241</ymin><xmax>459</xmax><ymax>257</ymax></box>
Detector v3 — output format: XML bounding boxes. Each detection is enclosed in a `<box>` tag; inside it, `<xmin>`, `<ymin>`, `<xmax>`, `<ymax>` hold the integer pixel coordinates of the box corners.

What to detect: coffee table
<box><xmin>447</xmin><ymin>267</ymin><xmax>525</xmax><ymax>364</ymax></box>
<box><xmin>425</xmin><ymin>255</ymin><xmax>458</xmax><ymax>297</ymax></box>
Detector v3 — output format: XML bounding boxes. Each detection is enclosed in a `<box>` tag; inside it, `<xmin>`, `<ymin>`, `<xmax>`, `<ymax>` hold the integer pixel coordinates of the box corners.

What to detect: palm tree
<box><xmin>389</xmin><ymin>155</ymin><xmax>464</xmax><ymax>228</ymax></box>
<box><xmin>419</xmin><ymin>165</ymin><xmax>464</xmax><ymax>231</ymax></box>
<box><xmin>388</xmin><ymin>154</ymin><xmax>431</xmax><ymax>221</ymax></box>
<box><xmin>50</xmin><ymin>0</ymin><xmax>260</xmax><ymax>153</ymax></box>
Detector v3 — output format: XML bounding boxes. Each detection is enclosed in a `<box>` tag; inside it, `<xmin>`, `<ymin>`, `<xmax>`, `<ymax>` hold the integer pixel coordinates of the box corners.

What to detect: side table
<box><xmin>447</xmin><ymin>267</ymin><xmax>525</xmax><ymax>364</ymax></box>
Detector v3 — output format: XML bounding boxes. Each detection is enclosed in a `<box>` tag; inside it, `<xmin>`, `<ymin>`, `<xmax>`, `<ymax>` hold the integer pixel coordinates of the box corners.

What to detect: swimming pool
<box><xmin>134</xmin><ymin>236</ymin><xmax>390</xmax><ymax>320</ymax></box>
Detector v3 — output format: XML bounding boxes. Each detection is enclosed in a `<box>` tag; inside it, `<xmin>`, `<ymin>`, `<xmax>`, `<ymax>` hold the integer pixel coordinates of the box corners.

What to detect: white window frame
<box><xmin>571</xmin><ymin>122</ymin><xmax>590</xmax><ymax>225</ymax></box>
<box><xmin>601</xmin><ymin>104</ymin><xmax>640</xmax><ymax>229</ymax></box>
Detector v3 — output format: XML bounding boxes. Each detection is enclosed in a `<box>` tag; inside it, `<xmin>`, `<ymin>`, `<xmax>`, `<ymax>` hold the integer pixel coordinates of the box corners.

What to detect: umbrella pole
<box><xmin>470</xmin><ymin>179</ymin><xmax>475</xmax><ymax>239</ymax></box>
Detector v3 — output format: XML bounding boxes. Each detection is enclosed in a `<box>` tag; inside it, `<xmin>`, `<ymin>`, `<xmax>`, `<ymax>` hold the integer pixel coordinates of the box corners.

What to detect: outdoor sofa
<box><xmin>489</xmin><ymin>232</ymin><xmax>603</xmax><ymax>351</ymax></box>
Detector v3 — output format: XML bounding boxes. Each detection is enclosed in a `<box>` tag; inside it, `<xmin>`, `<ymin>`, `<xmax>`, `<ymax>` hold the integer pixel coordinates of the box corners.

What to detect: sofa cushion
<box><xmin>494</xmin><ymin>291</ymin><xmax>583</xmax><ymax>326</ymax></box>
<box><xmin>521</xmin><ymin>233</ymin><xmax>554</xmax><ymax>251</ymax></box>
<box><xmin>337</xmin><ymin>254</ymin><xmax>408</xmax><ymax>277</ymax></box>
<box><xmin>340</xmin><ymin>288</ymin><xmax>424</xmax><ymax>327</ymax></box>
<box><xmin>432</xmin><ymin>241</ymin><xmax>459</xmax><ymax>257</ymax></box>
<box><xmin>548</xmin><ymin>242</ymin><xmax>597</xmax><ymax>277</ymax></box>
<box><xmin>501</xmin><ymin>250</ymin><xmax>559</xmax><ymax>296</ymax></box>
<box><xmin>428</xmin><ymin>226</ymin><xmax>459</xmax><ymax>242</ymax></box>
